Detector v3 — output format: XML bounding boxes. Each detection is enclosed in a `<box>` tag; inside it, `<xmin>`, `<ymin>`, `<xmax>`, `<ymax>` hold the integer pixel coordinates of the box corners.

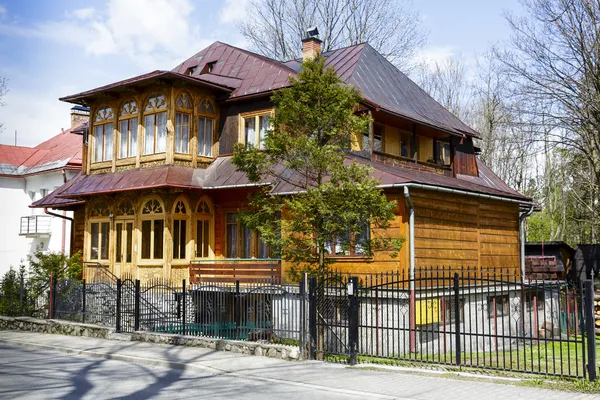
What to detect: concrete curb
<box><xmin>0</xmin><ymin>337</ymin><xmax>403</xmax><ymax>400</ymax></box>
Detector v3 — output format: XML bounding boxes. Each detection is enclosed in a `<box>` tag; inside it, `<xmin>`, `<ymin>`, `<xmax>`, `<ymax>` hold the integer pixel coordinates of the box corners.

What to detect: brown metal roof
<box><xmin>60</xmin><ymin>71</ymin><xmax>233</xmax><ymax>104</ymax></box>
<box><xmin>172</xmin><ymin>42</ymin><xmax>296</xmax><ymax>98</ymax></box>
<box><xmin>43</xmin><ymin>154</ymin><xmax>529</xmax><ymax>205</ymax></box>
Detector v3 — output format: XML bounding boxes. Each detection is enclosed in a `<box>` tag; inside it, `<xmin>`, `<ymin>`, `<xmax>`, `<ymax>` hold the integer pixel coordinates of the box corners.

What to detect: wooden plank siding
<box><xmin>411</xmin><ymin>189</ymin><xmax>520</xmax><ymax>274</ymax></box>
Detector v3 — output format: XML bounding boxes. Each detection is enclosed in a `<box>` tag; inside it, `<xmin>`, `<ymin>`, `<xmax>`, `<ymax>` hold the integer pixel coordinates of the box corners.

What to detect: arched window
<box><xmin>140</xmin><ymin>198</ymin><xmax>164</xmax><ymax>260</ymax></box>
<box><xmin>173</xmin><ymin>198</ymin><xmax>189</xmax><ymax>260</ymax></box>
<box><xmin>197</xmin><ymin>98</ymin><xmax>216</xmax><ymax>157</ymax></box>
<box><xmin>89</xmin><ymin>199</ymin><xmax>111</xmax><ymax>262</ymax></box>
<box><xmin>119</xmin><ymin>100</ymin><xmax>138</xmax><ymax>159</ymax></box>
<box><xmin>195</xmin><ymin>199</ymin><xmax>212</xmax><ymax>258</ymax></box>
<box><xmin>143</xmin><ymin>94</ymin><xmax>167</xmax><ymax>155</ymax></box>
<box><xmin>115</xmin><ymin>198</ymin><xmax>135</xmax><ymax>264</ymax></box>
<box><xmin>175</xmin><ymin>93</ymin><xmax>191</xmax><ymax>154</ymax></box>
<box><xmin>93</xmin><ymin>106</ymin><xmax>114</xmax><ymax>162</ymax></box>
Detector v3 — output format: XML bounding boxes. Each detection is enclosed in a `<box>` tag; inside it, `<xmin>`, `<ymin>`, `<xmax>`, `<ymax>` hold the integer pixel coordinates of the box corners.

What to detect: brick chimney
<box><xmin>302</xmin><ymin>27</ymin><xmax>322</xmax><ymax>62</ymax></box>
<box><xmin>70</xmin><ymin>105</ymin><xmax>90</xmax><ymax>128</ymax></box>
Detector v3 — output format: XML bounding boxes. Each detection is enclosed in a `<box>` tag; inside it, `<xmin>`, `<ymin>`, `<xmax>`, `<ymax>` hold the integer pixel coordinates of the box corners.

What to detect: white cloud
<box><xmin>220</xmin><ymin>0</ymin><xmax>250</xmax><ymax>23</ymax></box>
<box><xmin>416</xmin><ymin>45</ymin><xmax>456</xmax><ymax>67</ymax></box>
<box><xmin>0</xmin><ymin>89</ymin><xmax>72</xmax><ymax>147</ymax></box>
<box><xmin>0</xmin><ymin>0</ymin><xmax>212</xmax><ymax>70</ymax></box>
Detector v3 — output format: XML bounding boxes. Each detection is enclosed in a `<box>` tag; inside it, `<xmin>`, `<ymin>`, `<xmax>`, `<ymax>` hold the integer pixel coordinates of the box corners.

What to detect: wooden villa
<box><xmin>32</xmin><ymin>32</ymin><xmax>533</xmax><ymax>284</ymax></box>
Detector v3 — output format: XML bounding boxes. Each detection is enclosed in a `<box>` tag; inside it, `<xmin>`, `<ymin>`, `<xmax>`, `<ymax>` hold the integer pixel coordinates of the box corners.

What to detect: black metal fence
<box><xmin>49</xmin><ymin>264</ymin><xmax>306</xmax><ymax>347</ymax></box>
<box><xmin>2</xmin><ymin>264</ymin><xmax>598</xmax><ymax>381</ymax></box>
<box><xmin>0</xmin><ymin>274</ymin><xmax>50</xmax><ymax>319</ymax></box>
<box><xmin>309</xmin><ymin>267</ymin><xmax>597</xmax><ymax>380</ymax></box>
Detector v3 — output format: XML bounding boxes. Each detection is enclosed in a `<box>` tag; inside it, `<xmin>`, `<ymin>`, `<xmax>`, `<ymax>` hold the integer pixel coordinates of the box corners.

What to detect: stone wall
<box><xmin>132</xmin><ymin>331</ymin><xmax>302</xmax><ymax>361</ymax></box>
<box><xmin>0</xmin><ymin>316</ymin><xmax>113</xmax><ymax>338</ymax></box>
<box><xmin>0</xmin><ymin>316</ymin><xmax>303</xmax><ymax>361</ymax></box>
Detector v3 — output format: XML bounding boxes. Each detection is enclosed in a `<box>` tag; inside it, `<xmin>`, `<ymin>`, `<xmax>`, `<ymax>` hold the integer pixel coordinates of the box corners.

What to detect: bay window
<box><xmin>93</xmin><ymin>106</ymin><xmax>114</xmax><ymax>162</ymax></box>
<box><xmin>143</xmin><ymin>94</ymin><xmax>167</xmax><ymax>155</ymax></box>
<box><xmin>119</xmin><ymin>100</ymin><xmax>138</xmax><ymax>159</ymax></box>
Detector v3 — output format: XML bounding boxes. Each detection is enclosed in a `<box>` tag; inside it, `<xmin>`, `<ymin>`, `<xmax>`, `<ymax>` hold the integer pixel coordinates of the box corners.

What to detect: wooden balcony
<box><xmin>189</xmin><ymin>258</ymin><xmax>282</xmax><ymax>284</ymax></box>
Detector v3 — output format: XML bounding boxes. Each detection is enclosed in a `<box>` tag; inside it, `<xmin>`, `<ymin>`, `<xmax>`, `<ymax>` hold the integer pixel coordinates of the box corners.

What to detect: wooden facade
<box><xmin>40</xmin><ymin>41</ymin><xmax>530</xmax><ymax>284</ymax></box>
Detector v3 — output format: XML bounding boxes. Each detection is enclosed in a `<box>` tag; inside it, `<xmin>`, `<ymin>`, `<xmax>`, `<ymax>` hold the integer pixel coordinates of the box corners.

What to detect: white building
<box><xmin>0</xmin><ymin>107</ymin><xmax>87</xmax><ymax>277</ymax></box>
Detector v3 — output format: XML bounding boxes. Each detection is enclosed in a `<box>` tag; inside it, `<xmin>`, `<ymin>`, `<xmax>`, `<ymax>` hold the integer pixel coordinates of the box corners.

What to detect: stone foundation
<box><xmin>0</xmin><ymin>316</ymin><xmax>113</xmax><ymax>338</ymax></box>
<box><xmin>0</xmin><ymin>316</ymin><xmax>302</xmax><ymax>361</ymax></box>
<box><xmin>132</xmin><ymin>331</ymin><xmax>302</xmax><ymax>361</ymax></box>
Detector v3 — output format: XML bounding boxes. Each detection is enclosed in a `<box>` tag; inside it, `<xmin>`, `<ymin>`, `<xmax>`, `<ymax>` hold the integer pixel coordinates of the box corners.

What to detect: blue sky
<box><xmin>0</xmin><ymin>0</ymin><xmax>523</xmax><ymax>147</ymax></box>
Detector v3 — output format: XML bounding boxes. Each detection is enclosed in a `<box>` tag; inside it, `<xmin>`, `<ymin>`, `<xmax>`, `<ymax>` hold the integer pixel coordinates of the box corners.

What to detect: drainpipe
<box><xmin>404</xmin><ymin>187</ymin><xmax>416</xmax><ymax>353</ymax></box>
<box><xmin>519</xmin><ymin>205</ymin><xmax>535</xmax><ymax>281</ymax></box>
<box><xmin>61</xmin><ymin>169</ymin><xmax>68</xmax><ymax>254</ymax></box>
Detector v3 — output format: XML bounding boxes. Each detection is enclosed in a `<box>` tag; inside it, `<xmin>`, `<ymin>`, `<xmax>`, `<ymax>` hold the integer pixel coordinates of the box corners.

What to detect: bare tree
<box><xmin>0</xmin><ymin>77</ymin><xmax>7</xmax><ymax>133</ymax></box>
<box><xmin>496</xmin><ymin>0</ymin><xmax>600</xmax><ymax>205</ymax></box>
<box><xmin>240</xmin><ymin>0</ymin><xmax>427</xmax><ymax>71</ymax></box>
<box><xmin>417</xmin><ymin>56</ymin><xmax>471</xmax><ymax>121</ymax></box>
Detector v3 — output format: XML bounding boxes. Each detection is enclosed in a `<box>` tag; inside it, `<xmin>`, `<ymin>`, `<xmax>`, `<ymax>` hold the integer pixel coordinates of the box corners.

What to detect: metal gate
<box><xmin>310</xmin><ymin>273</ymin><xmax>350</xmax><ymax>360</ymax></box>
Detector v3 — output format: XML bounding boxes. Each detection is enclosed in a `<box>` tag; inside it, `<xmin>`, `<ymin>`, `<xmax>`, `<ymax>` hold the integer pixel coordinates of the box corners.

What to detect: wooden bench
<box><xmin>189</xmin><ymin>262</ymin><xmax>282</xmax><ymax>284</ymax></box>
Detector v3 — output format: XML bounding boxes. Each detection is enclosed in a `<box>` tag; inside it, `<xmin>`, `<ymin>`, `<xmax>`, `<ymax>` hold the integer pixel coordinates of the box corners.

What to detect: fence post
<box><xmin>299</xmin><ymin>274</ymin><xmax>307</xmax><ymax>358</ymax></box>
<box><xmin>116</xmin><ymin>278</ymin><xmax>122</xmax><ymax>332</ymax></box>
<box><xmin>234</xmin><ymin>280</ymin><xmax>240</xmax><ymax>340</ymax></box>
<box><xmin>134</xmin><ymin>280</ymin><xmax>140</xmax><ymax>331</ymax></box>
<box><xmin>308</xmin><ymin>276</ymin><xmax>317</xmax><ymax>360</ymax></box>
<box><xmin>82</xmin><ymin>280</ymin><xmax>86</xmax><ymax>324</ymax></box>
<box><xmin>348</xmin><ymin>276</ymin><xmax>359</xmax><ymax>366</ymax></box>
<box><xmin>19</xmin><ymin>274</ymin><xmax>24</xmax><ymax>316</ymax></box>
<box><xmin>584</xmin><ymin>280</ymin><xmax>597</xmax><ymax>382</ymax></box>
<box><xmin>50</xmin><ymin>274</ymin><xmax>57</xmax><ymax>319</ymax></box>
<box><xmin>453</xmin><ymin>272</ymin><xmax>461</xmax><ymax>366</ymax></box>
<box><xmin>182</xmin><ymin>279</ymin><xmax>187</xmax><ymax>336</ymax></box>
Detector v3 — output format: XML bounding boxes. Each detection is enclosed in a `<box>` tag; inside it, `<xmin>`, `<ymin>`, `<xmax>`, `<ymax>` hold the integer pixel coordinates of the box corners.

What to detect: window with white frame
<box><xmin>119</xmin><ymin>100</ymin><xmax>138</xmax><ymax>159</ymax></box>
<box><xmin>198</xmin><ymin>98</ymin><xmax>215</xmax><ymax>157</ymax></box>
<box><xmin>175</xmin><ymin>94</ymin><xmax>191</xmax><ymax>154</ymax></box>
<box><xmin>93</xmin><ymin>106</ymin><xmax>115</xmax><ymax>162</ymax></box>
<box><xmin>242</xmin><ymin>112</ymin><xmax>271</xmax><ymax>149</ymax></box>
<box><xmin>143</xmin><ymin>94</ymin><xmax>167</xmax><ymax>155</ymax></box>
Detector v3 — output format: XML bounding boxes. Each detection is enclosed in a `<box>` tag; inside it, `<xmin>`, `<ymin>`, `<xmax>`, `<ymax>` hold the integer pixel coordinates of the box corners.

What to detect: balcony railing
<box><xmin>189</xmin><ymin>258</ymin><xmax>282</xmax><ymax>284</ymax></box>
<box><xmin>19</xmin><ymin>215</ymin><xmax>52</xmax><ymax>236</ymax></box>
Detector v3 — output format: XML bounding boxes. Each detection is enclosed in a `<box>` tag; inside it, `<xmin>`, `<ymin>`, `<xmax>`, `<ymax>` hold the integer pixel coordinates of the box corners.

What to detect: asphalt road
<box><xmin>0</xmin><ymin>343</ymin><xmax>354</xmax><ymax>400</ymax></box>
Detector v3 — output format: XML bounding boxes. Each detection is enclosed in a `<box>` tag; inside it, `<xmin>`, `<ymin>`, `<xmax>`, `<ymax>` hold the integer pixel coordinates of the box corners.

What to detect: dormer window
<box><xmin>119</xmin><ymin>100</ymin><xmax>138</xmax><ymax>159</ymax></box>
<box><xmin>143</xmin><ymin>94</ymin><xmax>168</xmax><ymax>155</ymax></box>
<box><xmin>175</xmin><ymin>93</ymin><xmax>191</xmax><ymax>154</ymax></box>
<box><xmin>201</xmin><ymin>61</ymin><xmax>216</xmax><ymax>74</ymax></box>
<box><xmin>198</xmin><ymin>98</ymin><xmax>216</xmax><ymax>157</ymax></box>
<box><xmin>93</xmin><ymin>106</ymin><xmax>115</xmax><ymax>162</ymax></box>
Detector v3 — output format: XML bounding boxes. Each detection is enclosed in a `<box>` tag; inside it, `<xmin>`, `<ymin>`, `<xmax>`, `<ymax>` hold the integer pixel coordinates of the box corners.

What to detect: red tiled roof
<box><xmin>0</xmin><ymin>145</ymin><xmax>38</xmax><ymax>167</ymax></box>
<box><xmin>0</xmin><ymin>124</ymin><xmax>83</xmax><ymax>176</ymax></box>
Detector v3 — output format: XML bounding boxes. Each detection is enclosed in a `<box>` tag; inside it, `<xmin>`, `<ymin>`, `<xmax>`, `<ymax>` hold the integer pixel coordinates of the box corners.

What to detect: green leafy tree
<box><xmin>233</xmin><ymin>56</ymin><xmax>403</xmax><ymax>279</ymax></box>
<box><xmin>27</xmin><ymin>250</ymin><xmax>82</xmax><ymax>289</ymax></box>
<box><xmin>0</xmin><ymin>266</ymin><xmax>23</xmax><ymax>316</ymax></box>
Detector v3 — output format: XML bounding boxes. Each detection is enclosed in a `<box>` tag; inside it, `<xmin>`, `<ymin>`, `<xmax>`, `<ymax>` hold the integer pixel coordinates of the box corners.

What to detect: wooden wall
<box><xmin>71</xmin><ymin>204</ymin><xmax>85</xmax><ymax>256</ymax></box>
<box><xmin>411</xmin><ymin>189</ymin><xmax>520</xmax><ymax>272</ymax></box>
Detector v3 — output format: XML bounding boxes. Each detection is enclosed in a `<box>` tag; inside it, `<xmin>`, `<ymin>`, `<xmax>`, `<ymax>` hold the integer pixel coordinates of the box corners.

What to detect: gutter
<box><xmin>378</xmin><ymin>182</ymin><xmax>534</xmax><ymax>207</ymax></box>
<box><xmin>44</xmin><ymin>208</ymin><xmax>74</xmax><ymax>222</ymax></box>
<box><xmin>403</xmin><ymin>187</ymin><xmax>416</xmax><ymax>353</ymax></box>
<box><xmin>519</xmin><ymin>205</ymin><xmax>535</xmax><ymax>280</ymax></box>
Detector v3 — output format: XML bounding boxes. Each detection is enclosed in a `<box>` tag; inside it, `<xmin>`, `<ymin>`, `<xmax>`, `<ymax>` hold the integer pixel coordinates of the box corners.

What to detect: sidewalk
<box><xmin>0</xmin><ymin>330</ymin><xmax>596</xmax><ymax>400</ymax></box>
